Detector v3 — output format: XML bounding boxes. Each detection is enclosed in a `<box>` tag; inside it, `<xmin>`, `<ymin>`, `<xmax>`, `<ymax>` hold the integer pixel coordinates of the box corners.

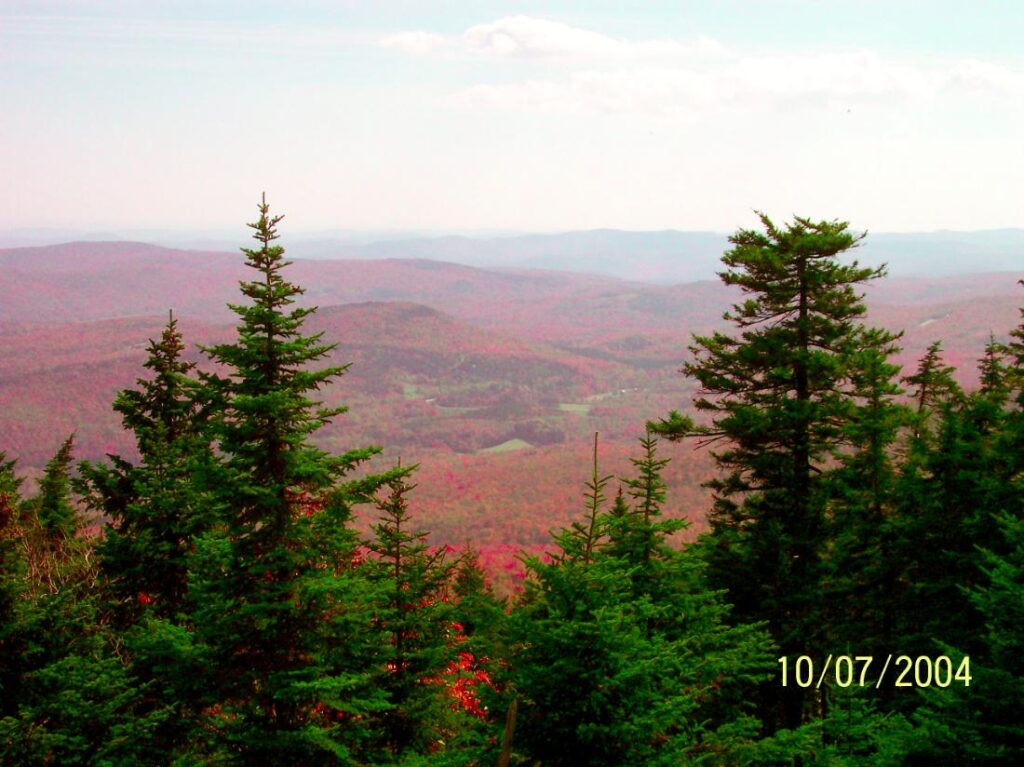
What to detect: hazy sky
<box><xmin>3</xmin><ymin>1</ymin><xmax>1023</xmax><ymax>233</ymax></box>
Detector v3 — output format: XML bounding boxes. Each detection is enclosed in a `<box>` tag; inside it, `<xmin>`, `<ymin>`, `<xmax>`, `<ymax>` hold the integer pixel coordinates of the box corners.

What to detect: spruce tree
<box><xmin>79</xmin><ymin>311</ymin><xmax>213</xmax><ymax>618</ymax></box>
<box><xmin>825</xmin><ymin>335</ymin><xmax>907</xmax><ymax>674</ymax></box>
<box><xmin>0</xmin><ymin>454</ymin><xmax>26</xmax><ymax>721</ymax></box>
<box><xmin>1001</xmin><ymin>280</ymin><xmax>1024</xmax><ymax>396</ymax></box>
<box><xmin>510</xmin><ymin>434</ymin><xmax>778</xmax><ymax>766</ymax></box>
<box><xmin>365</xmin><ymin>469</ymin><xmax>457</xmax><ymax>759</ymax></box>
<box><xmin>73</xmin><ymin>312</ymin><xmax>221</xmax><ymax>757</ymax></box>
<box><xmin>913</xmin><ymin>510</ymin><xmax>1024</xmax><ymax>765</ymax></box>
<box><xmin>901</xmin><ymin>340</ymin><xmax>961</xmax><ymax>441</ymax></box>
<box><xmin>450</xmin><ymin>543</ymin><xmax>507</xmax><ymax>661</ymax></box>
<box><xmin>665</xmin><ymin>213</ymin><xmax>899</xmax><ymax>731</ymax></box>
<box><xmin>978</xmin><ymin>334</ymin><xmax>1012</xmax><ymax>405</ymax></box>
<box><xmin>0</xmin><ymin>454</ymin><xmax>163</xmax><ymax>764</ymax></box>
<box><xmin>28</xmin><ymin>435</ymin><xmax>78</xmax><ymax>538</ymax></box>
<box><xmin>885</xmin><ymin>347</ymin><xmax>996</xmax><ymax>669</ymax></box>
<box><xmin>562</xmin><ymin>432</ymin><xmax>612</xmax><ymax>564</ymax></box>
<box><xmin>187</xmin><ymin>195</ymin><xmax>398</xmax><ymax>763</ymax></box>
<box><xmin>614</xmin><ymin>432</ymin><xmax>675</xmax><ymax>582</ymax></box>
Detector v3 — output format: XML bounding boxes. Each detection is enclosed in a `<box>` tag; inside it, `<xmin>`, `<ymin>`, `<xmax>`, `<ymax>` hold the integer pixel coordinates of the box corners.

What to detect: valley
<box><xmin>1</xmin><ymin>241</ymin><xmax>1020</xmax><ymax>554</ymax></box>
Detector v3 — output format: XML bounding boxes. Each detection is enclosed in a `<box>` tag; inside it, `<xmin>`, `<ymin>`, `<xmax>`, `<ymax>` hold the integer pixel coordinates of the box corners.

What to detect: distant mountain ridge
<box><xmin>3</xmin><ymin>227</ymin><xmax>1021</xmax><ymax>282</ymax></box>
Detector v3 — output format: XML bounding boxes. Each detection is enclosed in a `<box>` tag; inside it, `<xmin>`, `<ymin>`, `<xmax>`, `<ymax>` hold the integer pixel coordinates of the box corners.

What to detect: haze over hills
<box><xmin>3</xmin><ymin>227</ymin><xmax>1022</xmax><ymax>283</ymax></box>
<box><xmin>1</xmin><ymin>239</ymin><xmax>1022</xmax><ymax>547</ymax></box>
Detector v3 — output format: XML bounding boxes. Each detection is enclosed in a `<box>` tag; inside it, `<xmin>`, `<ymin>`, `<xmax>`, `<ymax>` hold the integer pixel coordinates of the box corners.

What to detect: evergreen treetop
<box><xmin>187</xmin><ymin>195</ymin><xmax>402</xmax><ymax>762</ymax></box>
<box><xmin>30</xmin><ymin>435</ymin><xmax>78</xmax><ymax>539</ymax></box>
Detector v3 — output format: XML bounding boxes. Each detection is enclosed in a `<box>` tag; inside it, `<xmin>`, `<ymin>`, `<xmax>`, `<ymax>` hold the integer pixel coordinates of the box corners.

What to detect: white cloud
<box><xmin>448</xmin><ymin>59</ymin><xmax>941</xmax><ymax>118</ymax></box>
<box><xmin>382</xmin><ymin>15</ymin><xmax>726</xmax><ymax>62</ymax></box>
<box><xmin>388</xmin><ymin>15</ymin><xmax>1024</xmax><ymax>118</ymax></box>
<box><xmin>945</xmin><ymin>58</ymin><xmax>1024</xmax><ymax>97</ymax></box>
<box><xmin>460</xmin><ymin>15</ymin><xmax>720</xmax><ymax>61</ymax></box>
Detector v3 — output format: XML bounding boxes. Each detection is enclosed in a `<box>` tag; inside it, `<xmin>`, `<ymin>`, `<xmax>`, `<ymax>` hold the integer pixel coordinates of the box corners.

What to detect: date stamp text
<box><xmin>777</xmin><ymin>655</ymin><xmax>972</xmax><ymax>688</ymax></box>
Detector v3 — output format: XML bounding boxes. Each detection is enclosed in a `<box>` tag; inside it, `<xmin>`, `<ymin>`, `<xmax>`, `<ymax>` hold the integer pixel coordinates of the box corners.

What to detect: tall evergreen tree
<box><xmin>825</xmin><ymin>334</ymin><xmax>907</xmax><ymax>671</ymax></box>
<box><xmin>450</xmin><ymin>543</ymin><xmax>507</xmax><ymax>662</ymax></box>
<box><xmin>1007</xmin><ymin>280</ymin><xmax>1024</xmax><ymax>388</ymax></box>
<box><xmin>0</xmin><ymin>454</ymin><xmax>26</xmax><ymax>722</ymax></box>
<box><xmin>662</xmin><ymin>213</ymin><xmax>898</xmax><ymax>730</ymax></box>
<box><xmin>613</xmin><ymin>432</ymin><xmax>674</xmax><ymax>582</ymax></box>
<box><xmin>884</xmin><ymin>342</ymin><xmax>999</xmax><ymax>671</ymax></box>
<box><xmin>365</xmin><ymin>469</ymin><xmax>457</xmax><ymax>760</ymax></box>
<box><xmin>79</xmin><ymin>311</ymin><xmax>213</xmax><ymax>618</ymax></box>
<box><xmin>73</xmin><ymin>312</ymin><xmax>221</xmax><ymax>757</ymax></box>
<box><xmin>510</xmin><ymin>434</ymin><xmax>779</xmax><ymax>766</ymax></box>
<box><xmin>187</xmin><ymin>195</ymin><xmax>399</xmax><ymax>763</ymax></box>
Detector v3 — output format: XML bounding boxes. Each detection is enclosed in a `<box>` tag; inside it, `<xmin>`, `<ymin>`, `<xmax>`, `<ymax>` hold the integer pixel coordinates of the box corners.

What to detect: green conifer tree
<box><xmin>450</xmin><ymin>543</ymin><xmax>507</xmax><ymax>660</ymax></box>
<box><xmin>562</xmin><ymin>432</ymin><xmax>612</xmax><ymax>564</ymax></box>
<box><xmin>901</xmin><ymin>340</ymin><xmax>962</xmax><ymax>441</ymax></box>
<box><xmin>824</xmin><ymin>336</ymin><xmax>907</xmax><ymax>674</ymax></box>
<box><xmin>0</xmin><ymin>452</ymin><xmax>163</xmax><ymax>764</ymax></box>
<box><xmin>886</xmin><ymin>347</ymin><xmax>993</xmax><ymax>669</ymax></box>
<box><xmin>79</xmin><ymin>311</ymin><xmax>214</xmax><ymax>618</ymax></box>
<box><xmin>667</xmin><ymin>213</ymin><xmax>898</xmax><ymax>730</ymax></box>
<box><xmin>978</xmin><ymin>334</ymin><xmax>1012</xmax><ymax>405</ymax></box>
<box><xmin>73</xmin><ymin>312</ymin><xmax>222</xmax><ymax>757</ymax></box>
<box><xmin>365</xmin><ymin>469</ymin><xmax>458</xmax><ymax>760</ymax></box>
<box><xmin>28</xmin><ymin>435</ymin><xmax>78</xmax><ymax>538</ymax></box>
<box><xmin>0</xmin><ymin>454</ymin><xmax>26</xmax><ymax>721</ymax></box>
<box><xmin>187</xmin><ymin>195</ymin><xmax>399</xmax><ymax>763</ymax></box>
<box><xmin>510</xmin><ymin>434</ymin><xmax>778</xmax><ymax>766</ymax></box>
<box><xmin>913</xmin><ymin>510</ymin><xmax>1024</xmax><ymax>765</ymax></box>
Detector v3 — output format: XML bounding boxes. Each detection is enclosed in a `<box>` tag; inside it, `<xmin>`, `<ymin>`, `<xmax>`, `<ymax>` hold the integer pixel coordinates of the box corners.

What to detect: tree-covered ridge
<box><xmin>0</xmin><ymin>203</ymin><xmax>1022</xmax><ymax>764</ymax></box>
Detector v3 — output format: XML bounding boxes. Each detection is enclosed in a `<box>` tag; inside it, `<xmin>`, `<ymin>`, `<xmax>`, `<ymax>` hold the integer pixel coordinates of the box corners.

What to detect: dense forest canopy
<box><xmin>1</xmin><ymin>200</ymin><xmax>1022</xmax><ymax>765</ymax></box>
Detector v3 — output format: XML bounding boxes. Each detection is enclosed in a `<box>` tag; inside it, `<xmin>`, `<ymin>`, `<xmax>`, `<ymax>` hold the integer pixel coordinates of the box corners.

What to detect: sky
<box><xmin>2</xmin><ymin>1</ymin><xmax>1023</xmax><ymax>234</ymax></box>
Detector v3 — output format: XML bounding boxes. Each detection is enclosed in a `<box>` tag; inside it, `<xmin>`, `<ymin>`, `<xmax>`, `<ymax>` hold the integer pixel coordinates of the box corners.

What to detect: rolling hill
<box><xmin>1</xmin><ymin>240</ymin><xmax>1021</xmax><ymax>549</ymax></box>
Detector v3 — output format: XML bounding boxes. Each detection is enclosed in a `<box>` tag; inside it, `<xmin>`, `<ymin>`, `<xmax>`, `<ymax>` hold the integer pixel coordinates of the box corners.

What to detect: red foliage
<box><xmin>420</xmin><ymin>622</ymin><xmax>497</xmax><ymax>719</ymax></box>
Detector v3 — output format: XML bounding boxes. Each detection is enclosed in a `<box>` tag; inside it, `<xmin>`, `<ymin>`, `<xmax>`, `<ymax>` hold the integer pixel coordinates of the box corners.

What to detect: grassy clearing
<box><xmin>479</xmin><ymin>438</ymin><xmax>534</xmax><ymax>454</ymax></box>
<box><xmin>558</xmin><ymin>403</ymin><xmax>592</xmax><ymax>415</ymax></box>
<box><xmin>437</xmin><ymin>405</ymin><xmax>484</xmax><ymax>415</ymax></box>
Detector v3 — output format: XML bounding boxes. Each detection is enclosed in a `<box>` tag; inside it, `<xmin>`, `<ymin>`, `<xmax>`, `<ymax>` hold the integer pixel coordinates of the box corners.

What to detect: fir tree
<box><xmin>913</xmin><ymin>510</ymin><xmax>1024</xmax><ymax>765</ymax></box>
<box><xmin>28</xmin><ymin>435</ymin><xmax>78</xmax><ymax>538</ymax></box>
<box><xmin>615</xmin><ymin>431</ymin><xmax>674</xmax><ymax>579</ymax></box>
<box><xmin>448</xmin><ymin>542</ymin><xmax>508</xmax><ymax>751</ymax></box>
<box><xmin>510</xmin><ymin>434</ymin><xmax>778</xmax><ymax>766</ymax></box>
<box><xmin>365</xmin><ymin>469</ymin><xmax>457</xmax><ymax>759</ymax></box>
<box><xmin>0</xmin><ymin>453</ymin><xmax>163</xmax><ymax>764</ymax></box>
<box><xmin>562</xmin><ymin>432</ymin><xmax>612</xmax><ymax>564</ymax></box>
<box><xmin>0</xmin><ymin>454</ymin><xmax>26</xmax><ymax>721</ymax></box>
<box><xmin>1009</xmin><ymin>280</ymin><xmax>1024</xmax><ymax>385</ymax></box>
<box><xmin>666</xmin><ymin>213</ymin><xmax>899</xmax><ymax>730</ymax></box>
<box><xmin>450</xmin><ymin>543</ymin><xmax>507</xmax><ymax>657</ymax></box>
<box><xmin>978</xmin><ymin>334</ymin><xmax>1012</xmax><ymax>406</ymax></box>
<box><xmin>79</xmin><ymin>311</ymin><xmax>213</xmax><ymax>618</ymax></box>
<box><xmin>902</xmin><ymin>340</ymin><xmax>961</xmax><ymax>441</ymax></box>
<box><xmin>824</xmin><ymin>335</ymin><xmax>907</xmax><ymax>674</ymax></box>
<box><xmin>888</xmin><ymin>407</ymin><xmax>1002</xmax><ymax>664</ymax></box>
<box><xmin>74</xmin><ymin>312</ymin><xmax>221</xmax><ymax>757</ymax></box>
<box><xmin>187</xmin><ymin>195</ymin><xmax>399</xmax><ymax>763</ymax></box>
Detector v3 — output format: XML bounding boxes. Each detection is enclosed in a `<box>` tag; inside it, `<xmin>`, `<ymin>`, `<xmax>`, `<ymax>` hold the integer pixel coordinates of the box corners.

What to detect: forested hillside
<box><xmin>1</xmin><ymin>237</ymin><xmax>1019</xmax><ymax>557</ymax></box>
<box><xmin>1</xmin><ymin>201</ymin><xmax>1023</xmax><ymax>764</ymax></box>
